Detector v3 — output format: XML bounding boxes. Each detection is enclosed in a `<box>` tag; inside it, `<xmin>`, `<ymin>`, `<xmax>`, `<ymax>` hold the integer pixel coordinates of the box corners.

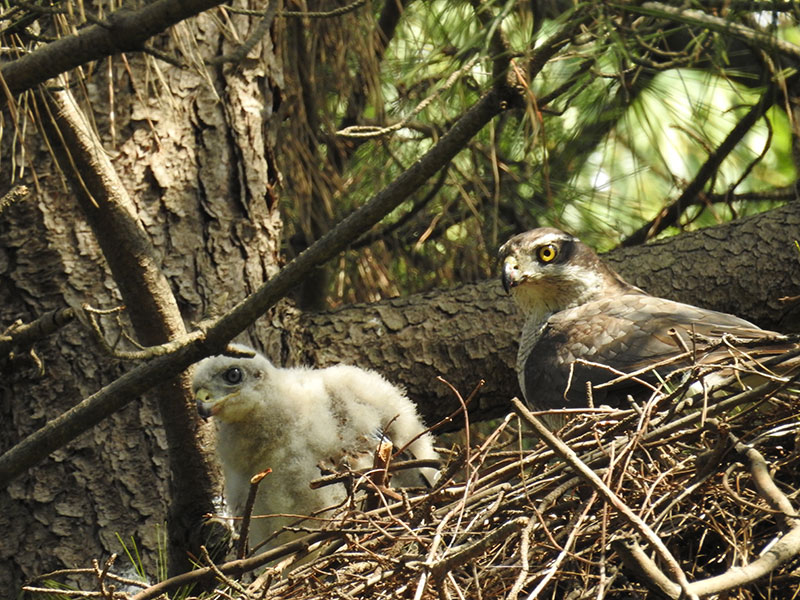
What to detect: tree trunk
<box><xmin>0</xmin><ymin>9</ymin><xmax>284</xmax><ymax>591</ymax></box>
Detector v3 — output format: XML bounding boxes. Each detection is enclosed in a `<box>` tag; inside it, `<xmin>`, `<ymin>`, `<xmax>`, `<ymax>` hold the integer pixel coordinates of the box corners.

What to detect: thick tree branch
<box><xmin>295</xmin><ymin>202</ymin><xmax>800</xmax><ymax>429</ymax></box>
<box><xmin>1</xmin><ymin>14</ymin><xmax>585</xmax><ymax>482</ymax></box>
<box><xmin>40</xmin><ymin>86</ymin><xmax>223</xmax><ymax>574</ymax></box>
<box><xmin>0</xmin><ymin>0</ymin><xmax>226</xmax><ymax>99</ymax></box>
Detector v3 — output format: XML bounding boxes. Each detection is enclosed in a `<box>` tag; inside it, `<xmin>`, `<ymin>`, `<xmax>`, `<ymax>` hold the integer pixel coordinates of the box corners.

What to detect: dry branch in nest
<box><xmin>26</xmin><ymin>347</ymin><xmax>800</xmax><ymax>600</ymax></box>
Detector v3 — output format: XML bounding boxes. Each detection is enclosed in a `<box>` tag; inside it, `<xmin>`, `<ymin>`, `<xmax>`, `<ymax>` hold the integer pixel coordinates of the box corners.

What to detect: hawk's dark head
<box><xmin>499</xmin><ymin>228</ymin><xmax>632</xmax><ymax>322</ymax></box>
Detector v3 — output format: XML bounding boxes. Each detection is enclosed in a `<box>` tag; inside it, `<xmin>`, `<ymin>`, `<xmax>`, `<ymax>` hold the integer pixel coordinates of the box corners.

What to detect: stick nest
<box><xmin>28</xmin><ymin>352</ymin><xmax>800</xmax><ymax>600</ymax></box>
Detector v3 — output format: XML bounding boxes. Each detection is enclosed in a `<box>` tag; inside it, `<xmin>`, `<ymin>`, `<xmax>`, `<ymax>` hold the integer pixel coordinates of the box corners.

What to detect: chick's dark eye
<box><xmin>222</xmin><ymin>367</ymin><xmax>243</xmax><ymax>385</ymax></box>
<box><xmin>537</xmin><ymin>244</ymin><xmax>558</xmax><ymax>263</ymax></box>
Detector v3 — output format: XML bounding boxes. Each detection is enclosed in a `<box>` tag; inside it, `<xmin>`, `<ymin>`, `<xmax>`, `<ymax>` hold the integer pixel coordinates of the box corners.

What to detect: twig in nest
<box><xmin>92</xmin><ymin>554</ymin><xmax>117</xmax><ymax>600</ymax></box>
<box><xmin>512</xmin><ymin>398</ymin><xmax>699</xmax><ymax>600</ymax></box>
<box><xmin>238</xmin><ymin>468</ymin><xmax>271</xmax><ymax>559</ymax></box>
<box><xmin>527</xmin><ymin>493</ymin><xmax>597</xmax><ymax>599</ymax></box>
<box><xmin>612</xmin><ymin>538</ymin><xmax>682</xmax><ymax>599</ymax></box>
<box><xmin>726</xmin><ymin>424</ymin><xmax>800</xmax><ymax>526</ymax></box>
<box><xmin>506</xmin><ymin>514</ymin><xmax>536</xmax><ymax>600</ymax></box>
<box><xmin>309</xmin><ymin>458</ymin><xmax>442</xmax><ymax>490</ymax></box>
<box><xmin>430</xmin><ymin>516</ymin><xmax>529</xmax><ymax>582</ymax></box>
<box><xmin>200</xmin><ymin>545</ymin><xmax>248</xmax><ymax>596</ymax></box>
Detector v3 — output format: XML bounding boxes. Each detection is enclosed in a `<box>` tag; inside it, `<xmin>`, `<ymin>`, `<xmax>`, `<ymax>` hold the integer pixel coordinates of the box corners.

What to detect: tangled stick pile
<box><xmin>27</xmin><ymin>348</ymin><xmax>800</xmax><ymax>600</ymax></box>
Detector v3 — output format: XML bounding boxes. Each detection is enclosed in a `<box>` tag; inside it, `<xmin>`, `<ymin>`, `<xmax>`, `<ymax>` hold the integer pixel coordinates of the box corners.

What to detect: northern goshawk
<box><xmin>499</xmin><ymin>228</ymin><xmax>791</xmax><ymax>426</ymax></box>
<box><xmin>192</xmin><ymin>345</ymin><xmax>439</xmax><ymax>551</ymax></box>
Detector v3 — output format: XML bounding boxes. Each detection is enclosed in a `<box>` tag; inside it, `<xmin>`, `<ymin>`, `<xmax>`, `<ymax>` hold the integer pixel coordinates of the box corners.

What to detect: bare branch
<box><xmin>631</xmin><ymin>2</ymin><xmax>800</xmax><ymax>62</ymax></box>
<box><xmin>0</xmin><ymin>0</ymin><xmax>227</xmax><ymax>99</ymax></box>
<box><xmin>0</xmin><ymin>307</ymin><xmax>74</xmax><ymax>357</ymax></box>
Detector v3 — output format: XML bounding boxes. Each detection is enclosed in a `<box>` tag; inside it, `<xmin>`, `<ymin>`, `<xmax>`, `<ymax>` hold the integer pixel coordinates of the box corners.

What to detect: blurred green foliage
<box><xmin>276</xmin><ymin>0</ymin><xmax>798</xmax><ymax>306</ymax></box>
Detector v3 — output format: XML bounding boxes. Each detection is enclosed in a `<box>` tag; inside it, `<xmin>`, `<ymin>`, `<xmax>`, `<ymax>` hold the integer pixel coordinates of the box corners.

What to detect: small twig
<box><xmin>27</xmin><ymin>567</ymin><xmax>147</xmax><ymax>592</ymax></box>
<box><xmin>612</xmin><ymin>538</ymin><xmax>682</xmax><ymax>599</ymax></box>
<box><xmin>430</xmin><ymin>517</ymin><xmax>528</xmax><ymax>582</ymax></box>
<box><xmin>0</xmin><ymin>306</ymin><xmax>75</xmax><ymax>357</ymax></box>
<box><xmin>200</xmin><ymin>545</ymin><xmax>249</xmax><ymax>596</ymax></box>
<box><xmin>238</xmin><ymin>468</ymin><xmax>271</xmax><ymax>559</ymax></box>
<box><xmin>364</xmin><ymin>438</ymin><xmax>395</xmax><ymax>512</ymax></box>
<box><xmin>512</xmin><ymin>398</ymin><xmax>699</xmax><ymax>600</ymax></box>
<box><xmin>92</xmin><ymin>554</ymin><xmax>117</xmax><ymax>600</ymax></box>
<box><xmin>633</xmin><ymin>2</ymin><xmax>800</xmax><ymax>61</ymax></box>
<box><xmin>0</xmin><ymin>184</ymin><xmax>29</xmax><ymax>215</ymax></box>
<box><xmin>506</xmin><ymin>514</ymin><xmax>535</xmax><ymax>600</ymax></box>
<box><xmin>526</xmin><ymin>494</ymin><xmax>596</xmax><ymax>599</ymax></box>
<box><xmin>309</xmin><ymin>458</ymin><xmax>443</xmax><ymax>490</ymax></box>
<box><xmin>82</xmin><ymin>304</ymin><xmax>142</xmax><ymax>358</ymax></box>
<box><xmin>224</xmin><ymin>0</ymin><xmax>367</xmax><ymax>19</ymax></box>
<box><xmin>337</xmin><ymin>55</ymin><xmax>481</xmax><ymax>139</ymax></box>
<box><xmin>20</xmin><ymin>588</ymin><xmax>107</xmax><ymax>597</ymax></box>
<box><xmin>589</xmin><ymin>353</ymin><xmax>690</xmax><ymax>391</ymax></box>
<box><xmin>212</xmin><ymin>1</ymin><xmax>278</xmax><ymax>66</ymax></box>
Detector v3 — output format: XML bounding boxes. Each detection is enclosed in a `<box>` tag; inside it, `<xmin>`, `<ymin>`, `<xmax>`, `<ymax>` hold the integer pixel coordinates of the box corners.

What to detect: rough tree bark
<box><xmin>0</xmin><ymin>7</ymin><xmax>284</xmax><ymax>591</ymax></box>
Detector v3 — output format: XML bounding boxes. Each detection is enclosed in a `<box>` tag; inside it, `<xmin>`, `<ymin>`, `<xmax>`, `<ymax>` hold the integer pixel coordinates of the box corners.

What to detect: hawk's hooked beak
<box><xmin>196</xmin><ymin>388</ymin><xmax>219</xmax><ymax>420</ymax></box>
<box><xmin>501</xmin><ymin>256</ymin><xmax>519</xmax><ymax>293</ymax></box>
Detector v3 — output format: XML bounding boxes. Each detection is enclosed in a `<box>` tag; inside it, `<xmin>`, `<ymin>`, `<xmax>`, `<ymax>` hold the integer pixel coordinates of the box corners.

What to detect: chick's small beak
<box><xmin>196</xmin><ymin>388</ymin><xmax>217</xmax><ymax>420</ymax></box>
<box><xmin>501</xmin><ymin>256</ymin><xmax>519</xmax><ymax>294</ymax></box>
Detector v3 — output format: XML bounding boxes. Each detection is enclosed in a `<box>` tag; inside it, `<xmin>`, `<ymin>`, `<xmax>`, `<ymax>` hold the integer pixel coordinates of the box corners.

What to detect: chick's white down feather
<box><xmin>192</xmin><ymin>345</ymin><xmax>439</xmax><ymax>550</ymax></box>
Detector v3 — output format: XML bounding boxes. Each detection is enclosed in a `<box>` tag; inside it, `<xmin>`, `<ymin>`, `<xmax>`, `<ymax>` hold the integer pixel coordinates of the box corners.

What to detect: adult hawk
<box><xmin>499</xmin><ymin>227</ymin><xmax>791</xmax><ymax>426</ymax></box>
<box><xmin>193</xmin><ymin>344</ymin><xmax>439</xmax><ymax>551</ymax></box>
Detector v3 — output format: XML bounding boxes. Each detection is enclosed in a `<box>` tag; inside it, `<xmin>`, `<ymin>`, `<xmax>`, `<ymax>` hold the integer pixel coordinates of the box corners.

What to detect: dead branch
<box><xmin>0</xmin><ymin>0</ymin><xmax>226</xmax><ymax>99</ymax></box>
<box><xmin>0</xmin><ymin>306</ymin><xmax>74</xmax><ymax>357</ymax></box>
<box><xmin>0</xmin><ymin>74</ymin><xmax>531</xmax><ymax>487</ymax></box>
<box><xmin>238</xmin><ymin>469</ymin><xmax>271</xmax><ymax>560</ymax></box>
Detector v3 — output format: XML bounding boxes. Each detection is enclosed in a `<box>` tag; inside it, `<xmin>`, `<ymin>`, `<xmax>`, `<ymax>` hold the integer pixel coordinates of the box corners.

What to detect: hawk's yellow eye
<box><xmin>537</xmin><ymin>244</ymin><xmax>558</xmax><ymax>263</ymax></box>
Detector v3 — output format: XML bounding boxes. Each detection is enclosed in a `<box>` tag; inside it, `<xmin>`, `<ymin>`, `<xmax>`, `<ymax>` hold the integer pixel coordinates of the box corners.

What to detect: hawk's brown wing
<box><xmin>521</xmin><ymin>293</ymin><xmax>775</xmax><ymax>411</ymax></box>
